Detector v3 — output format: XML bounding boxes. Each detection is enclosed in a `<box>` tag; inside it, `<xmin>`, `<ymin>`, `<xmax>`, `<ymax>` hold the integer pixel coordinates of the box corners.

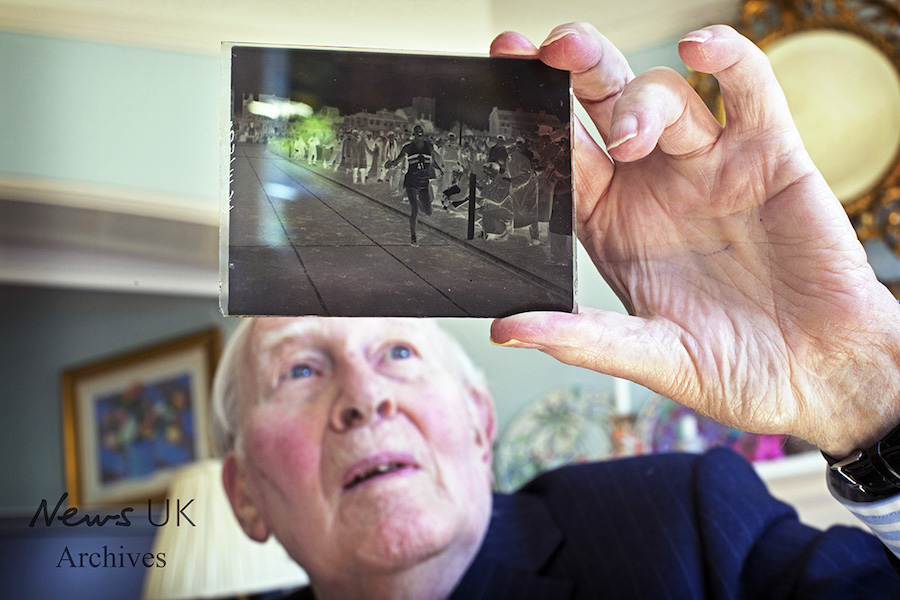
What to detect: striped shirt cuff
<box><xmin>828</xmin><ymin>473</ymin><xmax>900</xmax><ymax>558</ymax></box>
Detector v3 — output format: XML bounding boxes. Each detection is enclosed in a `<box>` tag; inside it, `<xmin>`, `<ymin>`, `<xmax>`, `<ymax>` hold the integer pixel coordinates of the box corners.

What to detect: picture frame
<box><xmin>61</xmin><ymin>329</ymin><xmax>222</xmax><ymax>508</ymax></box>
<box><xmin>221</xmin><ymin>44</ymin><xmax>575</xmax><ymax>317</ymax></box>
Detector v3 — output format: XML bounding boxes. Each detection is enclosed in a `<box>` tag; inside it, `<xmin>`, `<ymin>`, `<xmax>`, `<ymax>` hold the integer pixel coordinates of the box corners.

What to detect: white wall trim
<box><xmin>0</xmin><ymin>176</ymin><xmax>219</xmax><ymax>296</ymax></box>
<box><xmin>0</xmin><ymin>175</ymin><xmax>218</xmax><ymax>226</ymax></box>
<box><xmin>0</xmin><ymin>241</ymin><xmax>220</xmax><ymax>297</ymax></box>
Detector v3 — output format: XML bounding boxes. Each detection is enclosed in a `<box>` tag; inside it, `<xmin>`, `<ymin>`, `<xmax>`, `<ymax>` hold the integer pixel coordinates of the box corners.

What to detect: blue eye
<box><xmin>389</xmin><ymin>345</ymin><xmax>412</xmax><ymax>360</ymax></box>
<box><xmin>289</xmin><ymin>364</ymin><xmax>314</xmax><ymax>379</ymax></box>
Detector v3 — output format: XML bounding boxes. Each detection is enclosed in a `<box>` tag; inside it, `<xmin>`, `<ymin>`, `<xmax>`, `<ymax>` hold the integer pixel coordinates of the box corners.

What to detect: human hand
<box><xmin>489</xmin><ymin>23</ymin><xmax>900</xmax><ymax>457</ymax></box>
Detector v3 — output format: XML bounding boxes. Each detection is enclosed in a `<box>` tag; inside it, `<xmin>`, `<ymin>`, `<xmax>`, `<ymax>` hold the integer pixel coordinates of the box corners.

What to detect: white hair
<box><xmin>211</xmin><ymin>318</ymin><xmax>255</xmax><ymax>456</ymax></box>
<box><xmin>211</xmin><ymin>318</ymin><xmax>488</xmax><ymax>456</ymax></box>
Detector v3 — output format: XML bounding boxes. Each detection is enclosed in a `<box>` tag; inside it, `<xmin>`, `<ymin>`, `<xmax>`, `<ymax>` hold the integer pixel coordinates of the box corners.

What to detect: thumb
<box><xmin>677</xmin><ymin>25</ymin><xmax>798</xmax><ymax>139</ymax></box>
<box><xmin>490</xmin><ymin>308</ymin><xmax>680</xmax><ymax>392</ymax></box>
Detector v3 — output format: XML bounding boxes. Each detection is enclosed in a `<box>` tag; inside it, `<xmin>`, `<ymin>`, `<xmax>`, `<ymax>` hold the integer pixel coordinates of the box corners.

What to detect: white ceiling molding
<box><xmin>0</xmin><ymin>239</ymin><xmax>220</xmax><ymax>297</ymax></box>
<box><xmin>0</xmin><ymin>176</ymin><xmax>219</xmax><ymax>297</ymax></box>
<box><xmin>0</xmin><ymin>198</ymin><xmax>218</xmax><ymax>263</ymax></box>
<box><xmin>0</xmin><ymin>175</ymin><xmax>218</xmax><ymax>226</ymax></box>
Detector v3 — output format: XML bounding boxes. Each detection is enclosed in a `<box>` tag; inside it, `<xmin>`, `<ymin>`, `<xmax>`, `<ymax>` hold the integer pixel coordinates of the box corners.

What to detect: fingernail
<box><xmin>491</xmin><ymin>337</ymin><xmax>524</xmax><ymax>347</ymax></box>
<box><xmin>679</xmin><ymin>29</ymin><xmax>713</xmax><ymax>45</ymax></box>
<box><xmin>540</xmin><ymin>29</ymin><xmax>578</xmax><ymax>48</ymax></box>
<box><xmin>606</xmin><ymin>114</ymin><xmax>638</xmax><ymax>151</ymax></box>
<box><xmin>490</xmin><ymin>337</ymin><xmax>544</xmax><ymax>350</ymax></box>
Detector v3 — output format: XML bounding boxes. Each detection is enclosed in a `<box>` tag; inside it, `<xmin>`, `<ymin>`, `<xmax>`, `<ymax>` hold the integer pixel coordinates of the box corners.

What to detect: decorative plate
<box><xmin>493</xmin><ymin>387</ymin><xmax>616</xmax><ymax>492</ymax></box>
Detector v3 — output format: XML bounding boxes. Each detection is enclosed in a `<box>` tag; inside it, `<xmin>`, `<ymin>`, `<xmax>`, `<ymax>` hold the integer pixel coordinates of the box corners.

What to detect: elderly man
<box><xmin>214</xmin><ymin>22</ymin><xmax>900</xmax><ymax>599</ymax></box>
<box><xmin>215</xmin><ymin>318</ymin><xmax>900</xmax><ymax>600</ymax></box>
<box><xmin>215</xmin><ymin>318</ymin><xmax>496</xmax><ymax>599</ymax></box>
<box><xmin>216</xmin><ymin>316</ymin><xmax>900</xmax><ymax>599</ymax></box>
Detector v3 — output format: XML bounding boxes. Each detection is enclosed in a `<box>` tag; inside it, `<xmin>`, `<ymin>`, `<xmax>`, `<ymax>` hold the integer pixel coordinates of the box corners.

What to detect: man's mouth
<box><xmin>342</xmin><ymin>455</ymin><xmax>418</xmax><ymax>491</ymax></box>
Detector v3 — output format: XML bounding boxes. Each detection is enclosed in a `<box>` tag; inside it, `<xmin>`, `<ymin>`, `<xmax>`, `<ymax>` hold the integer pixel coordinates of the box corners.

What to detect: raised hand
<box><xmin>489</xmin><ymin>23</ymin><xmax>900</xmax><ymax>457</ymax></box>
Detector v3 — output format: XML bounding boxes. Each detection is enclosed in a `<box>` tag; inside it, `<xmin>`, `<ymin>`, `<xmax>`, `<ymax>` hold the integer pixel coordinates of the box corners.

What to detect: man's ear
<box><xmin>222</xmin><ymin>452</ymin><xmax>270</xmax><ymax>542</ymax></box>
<box><xmin>466</xmin><ymin>385</ymin><xmax>497</xmax><ymax>465</ymax></box>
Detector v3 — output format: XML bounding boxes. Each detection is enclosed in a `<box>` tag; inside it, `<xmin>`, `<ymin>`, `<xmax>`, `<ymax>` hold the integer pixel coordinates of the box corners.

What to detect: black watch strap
<box><xmin>824</xmin><ymin>421</ymin><xmax>900</xmax><ymax>502</ymax></box>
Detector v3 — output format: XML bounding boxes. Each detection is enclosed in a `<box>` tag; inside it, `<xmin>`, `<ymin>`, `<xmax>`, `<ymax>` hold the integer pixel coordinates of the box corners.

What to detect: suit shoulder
<box><xmin>517</xmin><ymin>448</ymin><xmax>769</xmax><ymax>516</ymax></box>
<box><xmin>522</xmin><ymin>452</ymin><xmax>700</xmax><ymax>492</ymax></box>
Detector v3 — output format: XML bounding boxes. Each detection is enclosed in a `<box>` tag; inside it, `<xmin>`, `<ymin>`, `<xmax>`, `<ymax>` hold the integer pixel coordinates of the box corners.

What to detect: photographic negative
<box><xmin>222</xmin><ymin>44</ymin><xmax>574</xmax><ymax>317</ymax></box>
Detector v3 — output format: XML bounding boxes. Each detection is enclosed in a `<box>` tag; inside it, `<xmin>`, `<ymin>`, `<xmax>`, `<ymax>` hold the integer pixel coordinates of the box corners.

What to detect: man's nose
<box><xmin>329</xmin><ymin>366</ymin><xmax>397</xmax><ymax>431</ymax></box>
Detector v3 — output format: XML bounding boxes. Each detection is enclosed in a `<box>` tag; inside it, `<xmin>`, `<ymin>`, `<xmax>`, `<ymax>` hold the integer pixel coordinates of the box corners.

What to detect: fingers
<box><xmin>571</xmin><ymin>117</ymin><xmax>614</xmax><ymax>219</ymax></box>
<box><xmin>493</xmin><ymin>24</ymin><xmax>635</xmax><ymax>141</ymax></box>
<box><xmin>494</xmin><ymin>23</ymin><xmax>721</xmax><ymax>162</ymax></box>
<box><xmin>491</xmin><ymin>27</ymin><xmax>615</xmax><ymax>217</ymax></box>
<box><xmin>489</xmin><ymin>31</ymin><xmax>539</xmax><ymax>57</ymax></box>
<box><xmin>495</xmin><ymin>23</ymin><xmax>795</xmax><ymax>160</ymax></box>
<box><xmin>490</xmin><ymin>309</ymin><xmax>680</xmax><ymax>396</ymax></box>
<box><xmin>605</xmin><ymin>67</ymin><xmax>723</xmax><ymax>162</ymax></box>
<box><xmin>678</xmin><ymin>25</ymin><xmax>798</xmax><ymax>138</ymax></box>
<box><xmin>538</xmin><ymin>23</ymin><xmax>635</xmax><ymax>141</ymax></box>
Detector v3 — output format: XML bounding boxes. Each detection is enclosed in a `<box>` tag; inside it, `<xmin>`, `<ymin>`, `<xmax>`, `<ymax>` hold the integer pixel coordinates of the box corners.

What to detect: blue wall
<box><xmin>0</xmin><ymin>285</ymin><xmax>235</xmax><ymax>511</ymax></box>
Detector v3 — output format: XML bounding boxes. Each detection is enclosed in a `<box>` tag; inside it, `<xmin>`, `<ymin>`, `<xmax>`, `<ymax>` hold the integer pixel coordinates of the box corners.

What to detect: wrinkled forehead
<box><xmin>249</xmin><ymin>317</ymin><xmax>442</xmax><ymax>364</ymax></box>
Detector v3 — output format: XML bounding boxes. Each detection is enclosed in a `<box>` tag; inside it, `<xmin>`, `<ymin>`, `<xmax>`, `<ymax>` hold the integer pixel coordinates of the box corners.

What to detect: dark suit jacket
<box><xmin>283</xmin><ymin>448</ymin><xmax>899</xmax><ymax>599</ymax></box>
<box><xmin>451</xmin><ymin>448</ymin><xmax>900</xmax><ymax>599</ymax></box>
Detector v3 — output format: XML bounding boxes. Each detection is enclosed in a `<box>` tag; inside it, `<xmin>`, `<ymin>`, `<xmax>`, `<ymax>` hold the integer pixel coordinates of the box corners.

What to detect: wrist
<box><xmin>813</xmin><ymin>301</ymin><xmax>900</xmax><ymax>457</ymax></box>
<box><xmin>824</xmin><ymin>420</ymin><xmax>900</xmax><ymax>502</ymax></box>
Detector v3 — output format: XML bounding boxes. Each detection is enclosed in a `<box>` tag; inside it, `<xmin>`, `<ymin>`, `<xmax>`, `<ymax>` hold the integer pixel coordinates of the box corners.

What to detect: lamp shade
<box><xmin>142</xmin><ymin>459</ymin><xmax>309</xmax><ymax>599</ymax></box>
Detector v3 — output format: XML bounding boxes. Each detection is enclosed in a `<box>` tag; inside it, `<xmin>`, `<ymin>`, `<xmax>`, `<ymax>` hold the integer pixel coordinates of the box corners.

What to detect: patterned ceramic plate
<box><xmin>493</xmin><ymin>387</ymin><xmax>615</xmax><ymax>492</ymax></box>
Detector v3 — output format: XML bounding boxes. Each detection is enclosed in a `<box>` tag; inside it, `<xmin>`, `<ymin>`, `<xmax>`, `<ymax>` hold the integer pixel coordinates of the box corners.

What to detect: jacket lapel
<box><xmin>450</xmin><ymin>493</ymin><xmax>573</xmax><ymax>599</ymax></box>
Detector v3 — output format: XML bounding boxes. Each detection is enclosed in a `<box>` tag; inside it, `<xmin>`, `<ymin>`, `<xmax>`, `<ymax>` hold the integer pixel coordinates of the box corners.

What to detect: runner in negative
<box><xmin>385</xmin><ymin>125</ymin><xmax>443</xmax><ymax>246</ymax></box>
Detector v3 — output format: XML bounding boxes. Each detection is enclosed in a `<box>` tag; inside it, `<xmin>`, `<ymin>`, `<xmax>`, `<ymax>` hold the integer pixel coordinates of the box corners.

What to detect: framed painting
<box><xmin>61</xmin><ymin>329</ymin><xmax>221</xmax><ymax>507</ymax></box>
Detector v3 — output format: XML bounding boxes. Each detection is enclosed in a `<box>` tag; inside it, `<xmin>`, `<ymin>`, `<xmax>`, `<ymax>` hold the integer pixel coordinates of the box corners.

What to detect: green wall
<box><xmin>0</xmin><ymin>31</ymin><xmax>219</xmax><ymax>201</ymax></box>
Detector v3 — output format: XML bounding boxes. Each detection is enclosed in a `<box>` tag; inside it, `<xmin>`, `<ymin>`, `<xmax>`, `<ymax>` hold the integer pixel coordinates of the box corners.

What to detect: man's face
<box><xmin>413</xmin><ymin>126</ymin><xmax>424</xmax><ymax>139</ymax></box>
<box><xmin>224</xmin><ymin>318</ymin><xmax>495</xmax><ymax>589</ymax></box>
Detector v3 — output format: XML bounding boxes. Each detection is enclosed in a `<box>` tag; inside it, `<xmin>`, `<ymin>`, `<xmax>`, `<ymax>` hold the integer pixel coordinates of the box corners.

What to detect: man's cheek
<box><xmin>418</xmin><ymin>403</ymin><xmax>474</xmax><ymax>452</ymax></box>
<box><xmin>248</xmin><ymin>416</ymin><xmax>321</xmax><ymax>478</ymax></box>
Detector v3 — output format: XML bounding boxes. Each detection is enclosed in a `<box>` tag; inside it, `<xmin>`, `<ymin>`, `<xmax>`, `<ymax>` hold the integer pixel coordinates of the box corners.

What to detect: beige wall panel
<box><xmin>488</xmin><ymin>0</ymin><xmax>741</xmax><ymax>53</ymax></box>
<box><xmin>0</xmin><ymin>0</ymin><xmax>495</xmax><ymax>53</ymax></box>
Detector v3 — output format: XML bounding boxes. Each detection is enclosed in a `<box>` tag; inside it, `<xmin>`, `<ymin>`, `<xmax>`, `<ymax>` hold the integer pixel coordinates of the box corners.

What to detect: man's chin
<box><xmin>352</xmin><ymin>524</ymin><xmax>452</xmax><ymax>571</ymax></box>
<box><xmin>339</xmin><ymin>497</ymin><xmax>470</xmax><ymax>570</ymax></box>
<box><xmin>308</xmin><ymin>520</ymin><xmax>478</xmax><ymax>600</ymax></box>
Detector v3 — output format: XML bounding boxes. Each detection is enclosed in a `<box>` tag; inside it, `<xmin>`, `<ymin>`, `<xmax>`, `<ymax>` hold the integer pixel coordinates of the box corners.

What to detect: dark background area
<box><xmin>230</xmin><ymin>46</ymin><xmax>569</xmax><ymax>130</ymax></box>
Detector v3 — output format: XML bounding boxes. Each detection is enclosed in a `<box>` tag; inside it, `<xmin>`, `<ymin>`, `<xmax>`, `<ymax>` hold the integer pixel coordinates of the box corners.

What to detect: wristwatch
<box><xmin>824</xmin><ymin>421</ymin><xmax>900</xmax><ymax>502</ymax></box>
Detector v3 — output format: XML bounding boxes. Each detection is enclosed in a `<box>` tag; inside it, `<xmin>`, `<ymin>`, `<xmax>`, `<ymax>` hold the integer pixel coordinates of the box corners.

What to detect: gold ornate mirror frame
<box><xmin>691</xmin><ymin>0</ymin><xmax>900</xmax><ymax>252</ymax></box>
